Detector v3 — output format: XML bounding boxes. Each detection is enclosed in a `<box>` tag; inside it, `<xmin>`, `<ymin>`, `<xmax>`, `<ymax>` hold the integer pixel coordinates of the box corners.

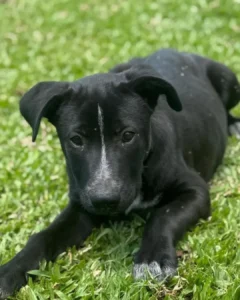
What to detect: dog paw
<box><xmin>0</xmin><ymin>264</ymin><xmax>27</xmax><ymax>299</ymax></box>
<box><xmin>229</xmin><ymin>122</ymin><xmax>240</xmax><ymax>139</ymax></box>
<box><xmin>133</xmin><ymin>237</ymin><xmax>177</xmax><ymax>282</ymax></box>
<box><xmin>0</xmin><ymin>287</ymin><xmax>9</xmax><ymax>300</ymax></box>
<box><xmin>0</xmin><ymin>281</ymin><xmax>11</xmax><ymax>300</ymax></box>
<box><xmin>133</xmin><ymin>261</ymin><xmax>176</xmax><ymax>281</ymax></box>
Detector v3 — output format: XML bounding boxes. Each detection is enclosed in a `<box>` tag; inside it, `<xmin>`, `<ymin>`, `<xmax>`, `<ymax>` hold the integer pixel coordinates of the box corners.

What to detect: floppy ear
<box><xmin>20</xmin><ymin>81</ymin><xmax>73</xmax><ymax>142</ymax></box>
<box><xmin>123</xmin><ymin>65</ymin><xmax>182</xmax><ymax>111</ymax></box>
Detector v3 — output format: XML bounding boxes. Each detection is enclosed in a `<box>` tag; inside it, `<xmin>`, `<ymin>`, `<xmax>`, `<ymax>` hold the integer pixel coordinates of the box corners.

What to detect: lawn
<box><xmin>0</xmin><ymin>0</ymin><xmax>240</xmax><ymax>299</ymax></box>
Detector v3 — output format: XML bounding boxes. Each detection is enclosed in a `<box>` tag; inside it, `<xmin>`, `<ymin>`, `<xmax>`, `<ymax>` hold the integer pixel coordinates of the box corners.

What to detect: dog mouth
<box><xmin>92</xmin><ymin>204</ymin><xmax>119</xmax><ymax>216</ymax></box>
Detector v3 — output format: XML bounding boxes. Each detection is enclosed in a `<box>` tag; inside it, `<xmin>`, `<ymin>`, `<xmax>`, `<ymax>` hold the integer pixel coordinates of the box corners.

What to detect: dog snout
<box><xmin>86</xmin><ymin>179</ymin><xmax>121</xmax><ymax>213</ymax></box>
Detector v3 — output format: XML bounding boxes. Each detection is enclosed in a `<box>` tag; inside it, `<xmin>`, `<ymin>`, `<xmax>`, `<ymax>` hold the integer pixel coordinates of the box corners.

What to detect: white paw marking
<box><xmin>0</xmin><ymin>287</ymin><xmax>7</xmax><ymax>299</ymax></box>
<box><xmin>133</xmin><ymin>261</ymin><xmax>175</xmax><ymax>281</ymax></box>
<box><xmin>163</xmin><ymin>266</ymin><xmax>176</xmax><ymax>277</ymax></box>
<box><xmin>229</xmin><ymin>122</ymin><xmax>240</xmax><ymax>139</ymax></box>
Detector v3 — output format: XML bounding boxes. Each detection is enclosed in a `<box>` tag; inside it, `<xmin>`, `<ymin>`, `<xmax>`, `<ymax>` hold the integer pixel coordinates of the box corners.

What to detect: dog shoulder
<box><xmin>144</xmin><ymin>110</ymin><xmax>182</xmax><ymax>187</ymax></box>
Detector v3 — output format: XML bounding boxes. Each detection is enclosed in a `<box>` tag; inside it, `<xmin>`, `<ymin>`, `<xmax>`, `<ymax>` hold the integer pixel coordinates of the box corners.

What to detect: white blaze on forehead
<box><xmin>97</xmin><ymin>104</ymin><xmax>111</xmax><ymax>180</ymax></box>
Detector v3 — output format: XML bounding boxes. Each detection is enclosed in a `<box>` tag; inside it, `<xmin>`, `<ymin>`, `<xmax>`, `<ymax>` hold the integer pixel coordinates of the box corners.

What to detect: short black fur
<box><xmin>0</xmin><ymin>49</ymin><xmax>240</xmax><ymax>298</ymax></box>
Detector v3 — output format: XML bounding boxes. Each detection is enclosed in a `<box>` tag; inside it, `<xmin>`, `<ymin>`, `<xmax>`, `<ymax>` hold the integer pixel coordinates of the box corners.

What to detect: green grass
<box><xmin>0</xmin><ymin>0</ymin><xmax>240</xmax><ymax>299</ymax></box>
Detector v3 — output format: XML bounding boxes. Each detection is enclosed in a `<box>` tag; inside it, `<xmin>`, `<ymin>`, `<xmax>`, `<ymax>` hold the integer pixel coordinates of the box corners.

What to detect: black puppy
<box><xmin>0</xmin><ymin>48</ymin><xmax>240</xmax><ymax>299</ymax></box>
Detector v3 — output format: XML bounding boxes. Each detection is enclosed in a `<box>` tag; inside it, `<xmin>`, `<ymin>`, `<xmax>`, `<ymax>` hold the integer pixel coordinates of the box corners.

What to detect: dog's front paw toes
<box><xmin>133</xmin><ymin>261</ymin><xmax>176</xmax><ymax>281</ymax></box>
<box><xmin>0</xmin><ymin>282</ymin><xmax>11</xmax><ymax>300</ymax></box>
<box><xmin>0</xmin><ymin>265</ymin><xmax>27</xmax><ymax>299</ymax></box>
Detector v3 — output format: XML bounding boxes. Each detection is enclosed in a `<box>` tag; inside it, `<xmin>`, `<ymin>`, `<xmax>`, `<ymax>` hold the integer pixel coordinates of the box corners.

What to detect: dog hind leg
<box><xmin>207</xmin><ymin>61</ymin><xmax>240</xmax><ymax>138</ymax></box>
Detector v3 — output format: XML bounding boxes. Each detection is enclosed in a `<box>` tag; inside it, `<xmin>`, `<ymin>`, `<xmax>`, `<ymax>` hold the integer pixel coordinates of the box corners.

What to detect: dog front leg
<box><xmin>0</xmin><ymin>203</ymin><xmax>99</xmax><ymax>299</ymax></box>
<box><xmin>133</xmin><ymin>171</ymin><xmax>210</xmax><ymax>280</ymax></box>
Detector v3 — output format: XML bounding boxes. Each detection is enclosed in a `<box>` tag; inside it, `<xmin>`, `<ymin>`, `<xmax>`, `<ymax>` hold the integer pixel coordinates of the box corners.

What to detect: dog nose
<box><xmin>91</xmin><ymin>194</ymin><xmax>120</xmax><ymax>211</ymax></box>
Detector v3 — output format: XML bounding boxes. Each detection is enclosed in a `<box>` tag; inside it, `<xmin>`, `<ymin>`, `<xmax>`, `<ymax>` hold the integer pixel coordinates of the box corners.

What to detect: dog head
<box><xmin>20</xmin><ymin>64</ymin><xmax>181</xmax><ymax>215</ymax></box>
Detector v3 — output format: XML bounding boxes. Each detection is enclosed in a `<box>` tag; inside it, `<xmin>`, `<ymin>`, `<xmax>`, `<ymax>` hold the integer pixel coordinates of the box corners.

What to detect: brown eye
<box><xmin>122</xmin><ymin>131</ymin><xmax>135</xmax><ymax>143</ymax></box>
<box><xmin>70</xmin><ymin>135</ymin><xmax>83</xmax><ymax>147</ymax></box>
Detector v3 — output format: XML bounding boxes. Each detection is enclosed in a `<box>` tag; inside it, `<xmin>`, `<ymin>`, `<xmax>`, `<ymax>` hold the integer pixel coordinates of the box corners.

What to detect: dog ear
<box><xmin>124</xmin><ymin>65</ymin><xmax>182</xmax><ymax>111</ymax></box>
<box><xmin>20</xmin><ymin>81</ymin><xmax>73</xmax><ymax>142</ymax></box>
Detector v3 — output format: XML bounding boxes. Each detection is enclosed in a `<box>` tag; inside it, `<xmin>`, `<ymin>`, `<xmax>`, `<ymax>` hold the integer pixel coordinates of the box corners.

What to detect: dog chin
<box><xmin>80</xmin><ymin>200</ymin><xmax>121</xmax><ymax>216</ymax></box>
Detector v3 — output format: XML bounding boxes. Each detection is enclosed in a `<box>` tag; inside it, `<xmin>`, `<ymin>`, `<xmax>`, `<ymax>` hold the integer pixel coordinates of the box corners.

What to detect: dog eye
<box><xmin>70</xmin><ymin>135</ymin><xmax>83</xmax><ymax>147</ymax></box>
<box><xmin>122</xmin><ymin>131</ymin><xmax>135</xmax><ymax>143</ymax></box>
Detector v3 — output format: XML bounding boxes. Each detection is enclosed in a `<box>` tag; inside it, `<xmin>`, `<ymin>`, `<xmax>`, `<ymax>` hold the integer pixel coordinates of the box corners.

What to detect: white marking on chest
<box><xmin>97</xmin><ymin>104</ymin><xmax>111</xmax><ymax>180</ymax></box>
<box><xmin>125</xmin><ymin>193</ymin><xmax>162</xmax><ymax>215</ymax></box>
